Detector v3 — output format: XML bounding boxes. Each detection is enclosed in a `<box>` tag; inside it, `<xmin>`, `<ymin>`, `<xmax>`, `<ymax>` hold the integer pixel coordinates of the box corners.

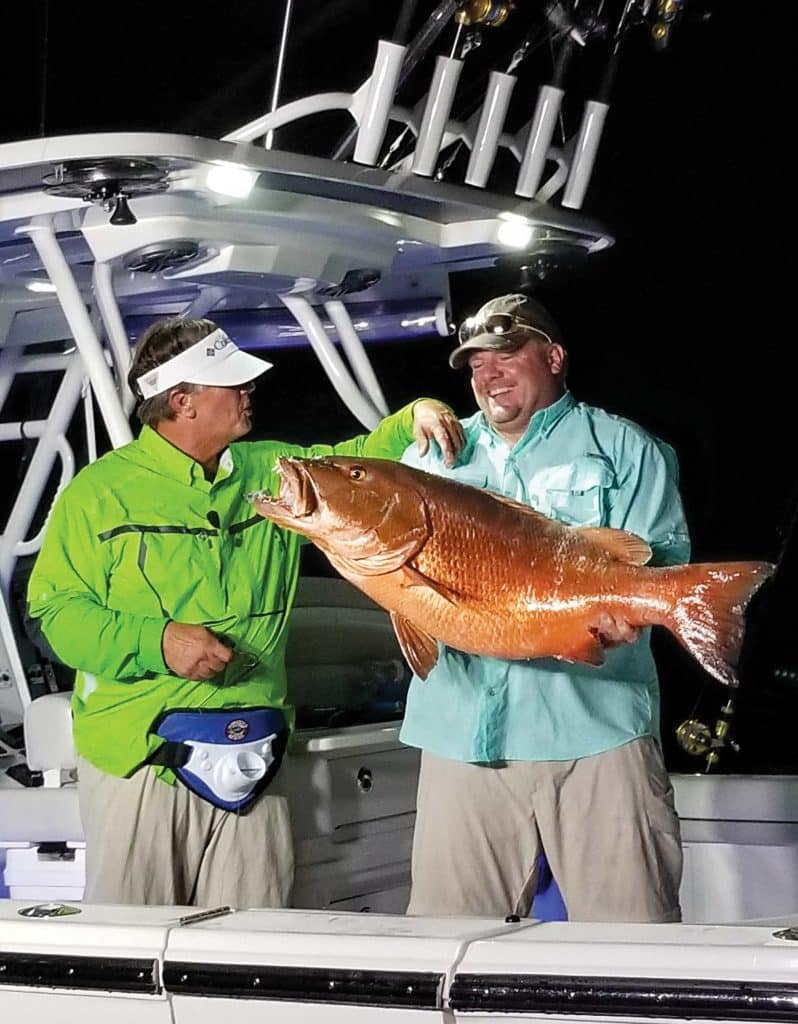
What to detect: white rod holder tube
<box><xmin>20</xmin><ymin>224</ymin><xmax>132</xmax><ymax>449</ymax></box>
<box><xmin>353</xmin><ymin>40</ymin><xmax>407</xmax><ymax>166</ymax></box>
<box><xmin>515</xmin><ymin>84</ymin><xmax>565</xmax><ymax>198</ymax></box>
<box><xmin>465</xmin><ymin>72</ymin><xmax>516</xmax><ymax>188</ymax></box>
<box><xmin>412</xmin><ymin>56</ymin><xmax>464</xmax><ymax>177</ymax></box>
<box><xmin>92</xmin><ymin>261</ymin><xmax>135</xmax><ymax>416</ymax></box>
<box><xmin>562</xmin><ymin>99</ymin><xmax>609</xmax><ymax>209</ymax></box>
<box><xmin>323</xmin><ymin>300</ymin><xmax>390</xmax><ymax>416</ymax></box>
<box><xmin>279</xmin><ymin>295</ymin><xmax>382</xmax><ymax>430</ymax></box>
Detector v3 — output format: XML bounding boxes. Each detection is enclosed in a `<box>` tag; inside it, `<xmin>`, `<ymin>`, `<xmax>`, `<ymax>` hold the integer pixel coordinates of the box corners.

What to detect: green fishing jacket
<box><xmin>26</xmin><ymin>405</ymin><xmax>421</xmax><ymax>777</ymax></box>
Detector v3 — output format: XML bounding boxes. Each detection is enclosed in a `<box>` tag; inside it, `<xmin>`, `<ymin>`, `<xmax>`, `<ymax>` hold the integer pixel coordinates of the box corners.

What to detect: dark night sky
<box><xmin>2</xmin><ymin>2</ymin><xmax>792</xmax><ymax>769</ymax></box>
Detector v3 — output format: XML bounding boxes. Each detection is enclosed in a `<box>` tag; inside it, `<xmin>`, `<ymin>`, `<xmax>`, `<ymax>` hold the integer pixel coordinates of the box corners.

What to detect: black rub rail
<box><xmin>163</xmin><ymin>962</ymin><xmax>443</xmax><ymax>1006</ymax></box>
<box><xmin>449</xmin><ymin>973</ymin><xmax>798</xmax><ymax>1020</ymax></box>
<box><xmin>0</xmin><ymin>952</ymin><xmax>159</xmax><ymax>994</ymax></box>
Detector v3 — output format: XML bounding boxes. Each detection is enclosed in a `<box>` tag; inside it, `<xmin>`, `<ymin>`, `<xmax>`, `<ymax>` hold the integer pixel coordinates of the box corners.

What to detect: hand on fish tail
<box><xmin>658</xmin><ymin>560</ymin><xmax>775</xmax><ymax>687</ymax></box>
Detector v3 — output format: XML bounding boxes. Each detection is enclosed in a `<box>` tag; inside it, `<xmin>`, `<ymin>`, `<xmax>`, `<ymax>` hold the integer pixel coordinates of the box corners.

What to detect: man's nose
<box><xmin>475</xmin><ymin>362</ymin><xmax>501</xmax><ymax>383</ymax></box>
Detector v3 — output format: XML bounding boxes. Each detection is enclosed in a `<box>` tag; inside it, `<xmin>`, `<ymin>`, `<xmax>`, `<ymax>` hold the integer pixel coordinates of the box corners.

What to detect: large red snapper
<box><xmin>252</xmin><ymin>456</ymin><xmax>774</xmax><ymax>685</ymax></box>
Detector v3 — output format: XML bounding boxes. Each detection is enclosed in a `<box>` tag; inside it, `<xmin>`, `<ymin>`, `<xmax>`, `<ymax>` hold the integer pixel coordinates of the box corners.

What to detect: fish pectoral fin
<box><xmin>390</xmin><ymin>612</ymin><xmax>439</xmax><ymax>680</ymax></box>
<box><xmin>330</xmin><ymin>536</ymin><xmax>426</xmax><ymax>577</ymax></box>
<box><xmin>577</xmin><ymin>527</ymin><xmax>652</xmax><ymax>566</ymax></box>
<box><xmin>399</xmin><ymin>563</ymin><xmax>459</xmax><ymax>605</ymax></box>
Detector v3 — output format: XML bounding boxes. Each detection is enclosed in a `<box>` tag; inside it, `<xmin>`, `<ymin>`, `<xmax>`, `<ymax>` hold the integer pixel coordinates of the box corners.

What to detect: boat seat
<box><xmin>24</xmin><ymin>692</ymin><xmax>76</xmax><ymax>787</ymax></box>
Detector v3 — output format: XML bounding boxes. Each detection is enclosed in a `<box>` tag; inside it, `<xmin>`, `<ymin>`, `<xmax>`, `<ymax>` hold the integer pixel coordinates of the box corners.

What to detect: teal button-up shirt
<box><xmin>399</xmin><ymin>391</ymin><xmax>690</xmax><ymax>763</ymax></box>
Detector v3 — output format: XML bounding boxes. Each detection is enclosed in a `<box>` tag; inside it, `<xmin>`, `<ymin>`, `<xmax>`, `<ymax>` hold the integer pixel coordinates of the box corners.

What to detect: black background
<box><xmin>1</xmin><ymin>1</ymin><xmax>792</xmax><ymax>772</ymax></box>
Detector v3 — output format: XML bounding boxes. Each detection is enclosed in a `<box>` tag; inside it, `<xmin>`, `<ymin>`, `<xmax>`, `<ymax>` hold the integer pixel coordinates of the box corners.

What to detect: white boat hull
<box><xmin>2</xmin><ymin>900</ymin><xmax>798</xmax><ymax>1022</ymax></box>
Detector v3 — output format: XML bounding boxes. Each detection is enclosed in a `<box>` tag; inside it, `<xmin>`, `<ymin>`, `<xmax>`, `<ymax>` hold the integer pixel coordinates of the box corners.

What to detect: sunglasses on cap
<box><xmin>457</xmin><ymin>312</ymin><xmax>554</xmax><ymax>345</ymax></box>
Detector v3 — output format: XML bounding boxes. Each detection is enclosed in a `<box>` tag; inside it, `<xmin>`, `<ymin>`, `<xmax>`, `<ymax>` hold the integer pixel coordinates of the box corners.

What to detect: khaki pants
<box><xmin>77</xmin><ymin>755</ymin><xmax>294</xmax><ymax>908</ymax></box>
<box><xmin>407</xmin><ymin>737</ymin><xmax>682</xmax><ymax>923</ymax></box>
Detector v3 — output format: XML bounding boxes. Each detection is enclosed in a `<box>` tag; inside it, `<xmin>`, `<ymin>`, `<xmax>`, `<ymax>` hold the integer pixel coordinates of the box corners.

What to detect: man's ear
<box><xmin>168</xmin><ymin>387</ymin><xmax>196</xmax><ymax>419</ymax></box>
<box><xmin>548</xmin><ymin>343</ymin><xmax>566</xmax><ymax>375</ymax></box>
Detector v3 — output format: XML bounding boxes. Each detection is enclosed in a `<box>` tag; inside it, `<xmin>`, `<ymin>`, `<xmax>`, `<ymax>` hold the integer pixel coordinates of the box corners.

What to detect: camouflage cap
<box><xmin>449</xmin><ymin>293</ymin><xmax>563</xmax><ymax>369</ymax></box>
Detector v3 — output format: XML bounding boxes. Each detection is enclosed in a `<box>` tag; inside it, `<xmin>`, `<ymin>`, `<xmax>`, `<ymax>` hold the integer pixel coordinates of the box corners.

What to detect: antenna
<box><xmin>38</xmin><ymin>0</ymin><xmax>50</xmax><ymax>137</ymax></box>
<box><xmin>265</xmin><ymin>0</ymin><xmax>295</xmax><ymax>150</ymax></box>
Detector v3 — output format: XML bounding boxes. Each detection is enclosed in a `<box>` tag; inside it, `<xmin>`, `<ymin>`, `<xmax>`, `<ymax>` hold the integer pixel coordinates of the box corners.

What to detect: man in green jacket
<box><xmin>26</xmin><ymin>316</ymin><xmax>464</xmax><ymax>909</ymax></box>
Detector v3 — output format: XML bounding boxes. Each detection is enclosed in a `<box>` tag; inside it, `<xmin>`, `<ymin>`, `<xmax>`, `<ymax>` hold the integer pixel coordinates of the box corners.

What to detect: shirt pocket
<box><xmin>446</xmin><ymin>467</ymin><xmax>488</xmax><ymax>492</ymax></box>
<box><xmin>104</xmin><ymin>527</ymin><xmax>218</xmax><ymax>619</ymax></box>
<box><xmin>529</xmin><ymin>456</ymin><xmax>616</xmax><ymax>527</ymax></box>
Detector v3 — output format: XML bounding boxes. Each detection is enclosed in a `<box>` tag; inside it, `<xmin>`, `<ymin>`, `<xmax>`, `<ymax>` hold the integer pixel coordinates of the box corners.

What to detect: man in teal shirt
<box><xmin>26</xmin><ymin>315</ymin><xmax>464</xmax><ymax>909</ymax></box>
<box><xmin>401</xmin><ymin>293</ymin><xmax>689</xmax><ymax>922</ymax></box>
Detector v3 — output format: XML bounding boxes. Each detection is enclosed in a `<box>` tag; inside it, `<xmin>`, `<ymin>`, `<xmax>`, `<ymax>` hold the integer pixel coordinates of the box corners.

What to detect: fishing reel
<box><xmin>676</xmin><ymin>698</ymin><xmax>739</xmax><ymax>772</ymax></box>
<box><xmin>455</xmin><ymin>1</ymin><xmax>515</xmax><ymax>28</ymax></box>
<box><xmin>649</xmin><ymin>0</ymin><xmax>687</xmax><ymax>50</ymax></box>
<box><xmin>621</xmin><ymin>0</ymin><xmax>706</xmax><ymax>52</ymax></box>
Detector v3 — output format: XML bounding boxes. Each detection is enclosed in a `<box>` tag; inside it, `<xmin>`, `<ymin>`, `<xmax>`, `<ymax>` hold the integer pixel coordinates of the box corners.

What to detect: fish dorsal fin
<box><xmin>390</xmin><ymin>612</ymin><xmax>439</xmax><ymax>680</ymax></box>
<box><xmin>577</xmin><ymin>527</ymin><xmax>652</xmax><ymax>566</ymax></box>
<box><xmin>488</xmin><ymin>491</ymin><xmax>651</xmax><ymax>566</ymax></box>
<box><xmin>325</xmin><ymin>533</ymin><xmax>427</xmax><ymax>577</ymax></box>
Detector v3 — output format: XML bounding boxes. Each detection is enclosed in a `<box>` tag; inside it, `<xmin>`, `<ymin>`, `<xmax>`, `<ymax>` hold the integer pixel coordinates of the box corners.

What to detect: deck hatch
<box><xmin>0</xmin><ymin>952</ymin><xmax>159</xmax><ymax>994</ymax></box>
<box><xmin>164</xmin><ymin>961</ymin><xmax>442</xmax><ymax>1006</ymax></box>
<box><xmin>450</xmin><ymin>973</ymin><xmax>798</xmax><ymax>1020</ymax></box>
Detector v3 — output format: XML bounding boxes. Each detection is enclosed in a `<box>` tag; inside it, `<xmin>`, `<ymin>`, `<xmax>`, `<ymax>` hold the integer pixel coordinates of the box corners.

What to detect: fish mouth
<box><xmin>251</xmin><ymin>458</ymin><xmax>318</xmax><ymax>519</ymax></box>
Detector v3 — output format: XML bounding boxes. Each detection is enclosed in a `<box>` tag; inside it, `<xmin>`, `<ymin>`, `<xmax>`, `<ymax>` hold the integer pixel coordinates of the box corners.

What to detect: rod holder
<box><xmin>514</xmin><ymin>84</ymin><xmax>565</xmax><ymax>199</ymax></box>
<box><xmin>353</xmin><ymin>39</ymin><xmax>407</xmax><ymax>166</ymax></box>
<box><xmin>412</xmin><ymin>55</ymin><xmax>464</xmax><ymax>177</ymax></box>
<box><xmin>562</xmin><ymin>99</ymin><xmax>609</xmax><ymax>209</ymax></box>
<box><xmin>465</xmin><ymin>71</ymin><xmax>516</xmax><ymax>188</ymax></box>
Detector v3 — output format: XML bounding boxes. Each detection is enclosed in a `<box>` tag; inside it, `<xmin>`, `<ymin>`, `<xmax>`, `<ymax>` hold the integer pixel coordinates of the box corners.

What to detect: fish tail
<box><xmin>662</xmin><ymin>560</ymin><xmax>775</xmax><ymax>686</ymax></box>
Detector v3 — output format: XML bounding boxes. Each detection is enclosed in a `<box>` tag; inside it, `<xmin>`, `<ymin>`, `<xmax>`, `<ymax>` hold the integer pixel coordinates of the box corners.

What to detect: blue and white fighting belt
<box><xmin>148</xmin><ymin>707</ymin><xmax>288</xmax><ymax>813</ymax></box>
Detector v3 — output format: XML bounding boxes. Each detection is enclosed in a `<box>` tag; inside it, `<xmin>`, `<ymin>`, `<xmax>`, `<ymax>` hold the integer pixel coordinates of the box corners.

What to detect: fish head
<box><xmin>252</xmin><ymin>456</ymin><xmax>431</xmax><ymax>574</ymax></box>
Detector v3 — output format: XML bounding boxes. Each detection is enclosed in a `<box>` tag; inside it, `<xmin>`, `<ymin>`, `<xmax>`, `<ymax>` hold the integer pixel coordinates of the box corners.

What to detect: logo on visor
<box><xmin>206</xmin><ymin>336</ymin><xmax>230</xmax><ymax>357</ymax></box>
<box><xmin>225</xmin><ymin>718</ymin><xmax>249</xmax><ymax>742</ymax></box>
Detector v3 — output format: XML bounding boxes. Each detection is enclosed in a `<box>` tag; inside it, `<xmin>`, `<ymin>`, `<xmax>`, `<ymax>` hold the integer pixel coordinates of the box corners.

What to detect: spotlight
<box><xmin>206</xmin><ymin>164</ymin><xmax>259</xmax><ymax>199</ymax></box>
<box><xmin>497</xmin><ymin>213</ymin><xmax>534</xmax><ymax>249</ymax></box>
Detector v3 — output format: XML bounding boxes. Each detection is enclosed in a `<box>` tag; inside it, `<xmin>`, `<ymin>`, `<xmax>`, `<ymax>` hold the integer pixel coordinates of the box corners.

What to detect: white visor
<box><xmin>135</xmin><ymin>329</ymin><xmax>272</xmax><ymax>400</ymax></box>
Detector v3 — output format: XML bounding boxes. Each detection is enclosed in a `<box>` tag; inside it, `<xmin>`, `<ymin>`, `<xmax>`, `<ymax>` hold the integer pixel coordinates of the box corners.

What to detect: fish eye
<box><xmin>349</xmin><ymin>466</ymin><xmax>367</xmax><ymax>481</ymax></box>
